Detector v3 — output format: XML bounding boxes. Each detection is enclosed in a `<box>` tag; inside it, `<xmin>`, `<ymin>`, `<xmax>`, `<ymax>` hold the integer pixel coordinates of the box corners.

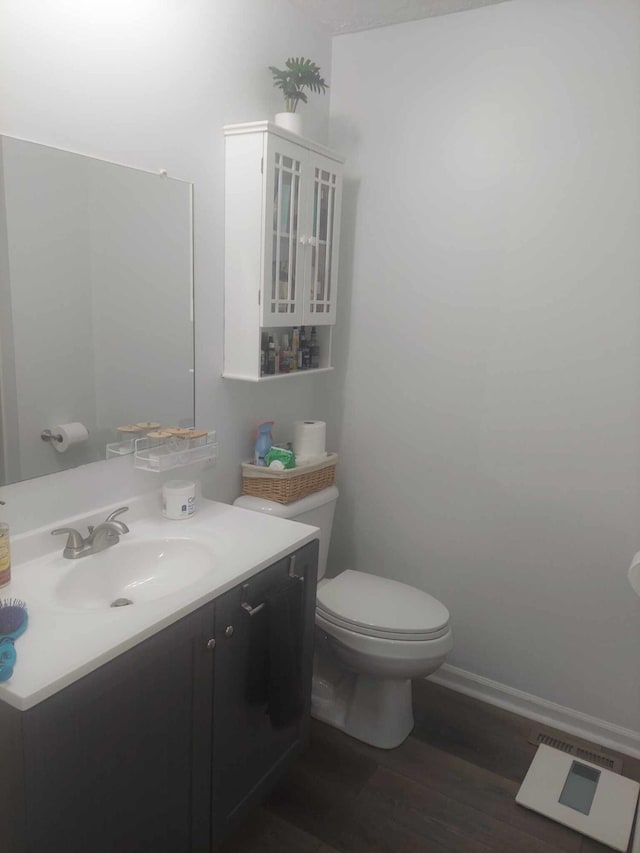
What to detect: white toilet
<box><xmin>234</xmin><ymin>485</ymin><xmax>453</xmax><ymax>749</ymax></box>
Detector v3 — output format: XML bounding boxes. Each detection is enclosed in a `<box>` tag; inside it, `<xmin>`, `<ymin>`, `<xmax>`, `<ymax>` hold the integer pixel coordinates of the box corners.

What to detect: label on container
<box><xmin>0</xmin><ymin>531</ymin><xmax>11</xmax><ymax>588</ymax></box>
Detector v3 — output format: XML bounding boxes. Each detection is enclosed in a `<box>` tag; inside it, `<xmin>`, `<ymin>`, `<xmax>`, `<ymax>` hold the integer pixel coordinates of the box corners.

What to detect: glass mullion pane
<box><xmin>317</xmin><ymin>183</ymin><xmax>330</xmax><ymax>301</ymax></box>
<box><xmin>280</xmin><ymin>170</ymin><xmax>292</xmax><ymax>234</ymax></box>
<box><xmin>274</xmin><ymin>163</ymin><xmax>282</xmax><ymax>301</ymax></box>
<box><xmin>312</xmin><ymin>175</ymin><xmax>322</xmax><ymax>304</ymax></box>
<box><xmin>271</xmin><ymin>167</ymin><xmax>279</xmax><ymax>302</ymax></box>
<box><xmin>289</xmin><ymin>172</ymin><xmax>298</xmax><ymax>306</ymax></box>
<box><xmin>287</xmin><ymin>203</ymin><xmax>294</xmax><ymax>306</ymax></box>
<box><xmin>326</xmin><ymin>183</ymin><xmax>335</xmax><ymax>304</ymax></box>
<box><xmin>278</xmin><ymin>236</ymin><xmax>290</xmax><ymax>308</ymax></box>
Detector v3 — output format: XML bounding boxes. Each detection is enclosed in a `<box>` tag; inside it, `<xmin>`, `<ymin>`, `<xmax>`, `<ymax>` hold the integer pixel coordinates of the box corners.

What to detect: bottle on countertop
<box><xmin>310</xmin><ymin>326</ymin><xmax>320</xmax><ymax>369</ymax></box>
<box><xmin>291</xmin><ymin>327</ymin><xmax>299</xmax><ymax>371</ymax></box>
<box><xmin>267</xmin><ymin>336</ymin><xmax>276</xmax><ymax>375</ymax></box>
<box><xmin>0</xmin><ymin>501</ymin><xmax>10</xmax><ymax>588</ymax></box>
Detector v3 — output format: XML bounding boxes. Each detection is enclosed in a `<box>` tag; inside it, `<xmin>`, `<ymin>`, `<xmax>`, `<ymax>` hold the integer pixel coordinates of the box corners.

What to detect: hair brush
<box><xmin>0</xmin><ymin>598</ymin><xmax>28</xmax><ymax>682</ymax></box>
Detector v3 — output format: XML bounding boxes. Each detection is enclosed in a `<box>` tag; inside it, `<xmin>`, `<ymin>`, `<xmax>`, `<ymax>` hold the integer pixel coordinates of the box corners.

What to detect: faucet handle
<box><xmin>51</xmin><ymin>527</ymin><xmax>85</xmax><ymax>551</ymax></box>
<box><xmin>105</xmin><ymin>506</ymin><xmax>129</xmax><ymax>523</ymax></box>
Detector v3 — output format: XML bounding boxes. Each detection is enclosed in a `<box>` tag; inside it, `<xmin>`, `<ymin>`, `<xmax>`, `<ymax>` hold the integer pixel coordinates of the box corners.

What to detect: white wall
<box><xmin>0</xmin><ymin>0</ymin><xmax>336</xmax><ymax>529</ymax></box>
<box><xmin>329</xmin><ymin>0</ymin><xmax>640</xmax><ymax>734</ymax></box>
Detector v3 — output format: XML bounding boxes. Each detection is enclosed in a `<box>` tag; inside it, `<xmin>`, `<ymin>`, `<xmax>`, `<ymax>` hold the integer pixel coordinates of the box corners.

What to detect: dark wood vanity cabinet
<box><xmin>211</xmin><ymin>539</ymin><xmax>318</xmax><ymax>848</ymax></box>
<box><xmin>0</xmin><ymin>539</ymin><xmax>318</xmax><ymax>853</ymax></box>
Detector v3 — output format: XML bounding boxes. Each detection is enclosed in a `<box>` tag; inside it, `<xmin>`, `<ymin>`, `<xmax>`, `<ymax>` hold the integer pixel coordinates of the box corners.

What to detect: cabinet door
<box><xmin>302</xmin><ymin>153</ymin><xmax>343</xmax><ymax>325</ymax></box>
<box><xmin>262</xmin><ymin>135</ymin><xmax>306</xmax><ymax>326</ymax></box>
<box><xmin>22</xmin><ymin>602</ymin><xmax>215</xmax><ymax>853</ymax></box>
<box><xmin>211</xmin><ymin>540</ymin><xmax>318</xmax><ymax>849</ymax></box>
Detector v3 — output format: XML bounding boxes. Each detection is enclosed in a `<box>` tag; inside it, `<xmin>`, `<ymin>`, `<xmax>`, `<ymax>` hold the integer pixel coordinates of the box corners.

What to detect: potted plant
<box><xmin>268</xmin><ymin>57</ymin><xmax>328</xmax><ymax>135</ymax></box>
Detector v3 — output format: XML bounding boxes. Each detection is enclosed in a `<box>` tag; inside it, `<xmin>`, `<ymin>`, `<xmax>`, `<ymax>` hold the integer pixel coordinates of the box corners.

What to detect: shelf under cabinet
<box><xmin>223</xmin><ymin>367</ymin><xmax>334</xmax><ymax>382</ymax></box>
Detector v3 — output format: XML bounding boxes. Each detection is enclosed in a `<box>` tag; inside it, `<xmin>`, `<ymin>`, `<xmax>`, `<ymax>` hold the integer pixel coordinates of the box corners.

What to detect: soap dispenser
<box><xmin>254</xmin><ymin>422</ymin><xmax>274</xmax><ymax>467</ymax></box>
<box><xmin>0</xmin><ymin>501</ymin><xmax>10</xmax><ymax>588</ymax></box>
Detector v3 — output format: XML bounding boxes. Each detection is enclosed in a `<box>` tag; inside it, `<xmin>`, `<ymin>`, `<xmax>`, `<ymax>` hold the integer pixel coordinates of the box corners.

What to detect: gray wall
<box><xmin>329</xmin><ymin>0</ymin><xmax>640</xmax><ymax>734</ymax></box>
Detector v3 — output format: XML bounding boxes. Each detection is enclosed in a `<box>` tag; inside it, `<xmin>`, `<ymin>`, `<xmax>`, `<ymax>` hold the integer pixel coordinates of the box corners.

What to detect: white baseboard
<box><xmin>428</xmin><ymin>664</ymin><xmax>640</xmax><ymax>761</ymax></box>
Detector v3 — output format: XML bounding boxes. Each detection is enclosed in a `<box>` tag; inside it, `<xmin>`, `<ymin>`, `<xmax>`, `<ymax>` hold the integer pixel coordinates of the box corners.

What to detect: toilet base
<box><xmin>311</xmin><ymin>652</ymin><xmax>414</xmax><ymax>749</ymax></box>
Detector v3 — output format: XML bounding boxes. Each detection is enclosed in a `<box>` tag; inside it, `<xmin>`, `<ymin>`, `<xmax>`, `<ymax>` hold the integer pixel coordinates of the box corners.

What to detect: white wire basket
<box><xmin>133</xmin><ymin>431</ymin><xmax>217</xmax><ymax>472</ymax></box>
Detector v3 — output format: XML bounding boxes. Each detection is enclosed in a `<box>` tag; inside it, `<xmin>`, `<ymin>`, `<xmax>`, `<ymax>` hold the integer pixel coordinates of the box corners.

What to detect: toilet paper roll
<box><xmin>293</xmin><ymin>420</ymin><xmax>326</xmax><ymax>463</ymax></box>
<box><xmin>629</xmin><ymin>551</ymin><xmax>640</xmax><ymax>597</ymax></box>
<box><xmin>52</xmin><ymin>422</ymin><xmax>89</xmax><ymax>453</ymax></box>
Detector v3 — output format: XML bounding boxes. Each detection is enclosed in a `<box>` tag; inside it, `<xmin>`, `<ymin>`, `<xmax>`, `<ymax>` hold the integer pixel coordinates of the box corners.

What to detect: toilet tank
<box><xmin>233</xmin><ymin>485</ymin><xmax>338</xmax><ymax>580</ymax></box>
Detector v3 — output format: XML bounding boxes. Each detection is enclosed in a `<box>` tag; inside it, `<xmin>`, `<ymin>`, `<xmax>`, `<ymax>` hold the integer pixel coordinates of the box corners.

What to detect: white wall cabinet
<box><xmin>224</xmin><ymin>122</ymin><xmax>344</xmax><ymax>381</ymax></box>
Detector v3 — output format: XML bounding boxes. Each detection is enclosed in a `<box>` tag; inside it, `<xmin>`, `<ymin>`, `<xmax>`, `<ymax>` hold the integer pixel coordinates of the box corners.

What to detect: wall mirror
<box><xmin>0</xmin><ymin>136</ymin><xmax>194</xmax><ymax>486</ymax></box>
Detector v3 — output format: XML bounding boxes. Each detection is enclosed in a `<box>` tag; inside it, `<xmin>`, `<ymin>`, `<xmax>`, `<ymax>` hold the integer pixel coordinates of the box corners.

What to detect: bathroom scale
<box><xmin>516</xmin><ymin>744</ymin><xmax>640</xmax><ymax>852</ymax></box>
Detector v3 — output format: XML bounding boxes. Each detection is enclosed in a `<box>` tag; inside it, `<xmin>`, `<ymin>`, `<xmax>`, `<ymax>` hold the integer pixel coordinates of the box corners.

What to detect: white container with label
<box><xmin>162</xmin><ymin>480</ymin><xmax>196</xmax><ymax>520</ymax></box>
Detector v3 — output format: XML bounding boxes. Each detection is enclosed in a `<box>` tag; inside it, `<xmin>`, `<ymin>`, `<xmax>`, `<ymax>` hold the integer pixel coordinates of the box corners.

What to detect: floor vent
<box><xmin>527</xmin><ymin>726</ymin><xmax>623</xmax><ymax>774</ymax></box>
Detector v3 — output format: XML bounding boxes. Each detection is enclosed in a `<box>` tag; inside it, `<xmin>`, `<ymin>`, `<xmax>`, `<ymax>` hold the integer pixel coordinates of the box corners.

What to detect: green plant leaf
<box><xmin>268</xmin><ymin>56</ymin><xmax>328</xmax><ymax>111</ymax></box>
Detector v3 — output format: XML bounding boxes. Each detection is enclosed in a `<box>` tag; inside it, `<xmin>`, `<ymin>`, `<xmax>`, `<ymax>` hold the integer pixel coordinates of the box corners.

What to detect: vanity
<box><xmin>0</xmin><ymin>494</ymin><xmax>319</xmax><ymax>852</ymax></box>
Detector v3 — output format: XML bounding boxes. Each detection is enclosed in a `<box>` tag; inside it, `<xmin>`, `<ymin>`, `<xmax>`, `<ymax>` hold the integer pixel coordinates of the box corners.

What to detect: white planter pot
<box><xmin>275</xmin><ymin>112</ymin><xmax>303</xmax><ymax>135</ymax></box>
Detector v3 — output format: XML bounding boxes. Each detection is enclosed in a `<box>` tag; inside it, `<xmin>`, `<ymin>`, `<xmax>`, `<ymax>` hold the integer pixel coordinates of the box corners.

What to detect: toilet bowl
<box><xmin>233</xmin><ymin>486</ymin><xmax>453</xmax><ymax>749</ymax></box>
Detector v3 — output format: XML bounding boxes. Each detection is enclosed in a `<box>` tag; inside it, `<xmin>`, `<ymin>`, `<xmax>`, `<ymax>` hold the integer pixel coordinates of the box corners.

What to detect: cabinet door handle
<box><xmin>299</xmin><ymin>235</ymin><xmax>308</xmax><ymax>246</ymax></box>
<box><xmin>207</xmin><ymin>638</ymin><xmax>216</xmax><ymax>650</ymax></box>
<box><xmin>224</xmin><ymin>625</ymin><xmax>234</xmax><ymax>638</ymax></box>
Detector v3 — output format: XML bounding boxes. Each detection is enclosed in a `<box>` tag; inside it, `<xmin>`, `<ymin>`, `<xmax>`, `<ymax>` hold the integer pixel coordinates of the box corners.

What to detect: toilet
<box><xmin>234</xmin><ymin>486</ymin><xmax>453</xmax><ymax>749</ymax></box>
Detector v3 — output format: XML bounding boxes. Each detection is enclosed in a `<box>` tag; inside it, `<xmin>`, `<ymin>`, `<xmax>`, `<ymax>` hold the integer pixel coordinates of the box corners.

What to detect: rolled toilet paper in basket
<box><xmin>293</xmin><ymin>420</ymin><xmax>327</xmax><ymax>464</ymax></box>
<box><xmin>52</xmin><ymin>422</ymin><xmax>89</xmax><ymax>453</ymax></box>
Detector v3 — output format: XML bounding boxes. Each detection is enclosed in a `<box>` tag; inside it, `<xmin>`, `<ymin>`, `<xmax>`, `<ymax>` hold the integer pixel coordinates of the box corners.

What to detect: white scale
<box><xmin>516</xmin><ymin>745</ymin><xmax>640</xmax><ymax>852</ymax></box>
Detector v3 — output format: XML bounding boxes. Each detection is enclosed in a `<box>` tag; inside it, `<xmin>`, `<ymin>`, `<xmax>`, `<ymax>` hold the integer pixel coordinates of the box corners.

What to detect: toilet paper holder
<box><xmin>40</xmin><ymin>429</ymin><xmax>63</xmax><ymax>445</ymax></box>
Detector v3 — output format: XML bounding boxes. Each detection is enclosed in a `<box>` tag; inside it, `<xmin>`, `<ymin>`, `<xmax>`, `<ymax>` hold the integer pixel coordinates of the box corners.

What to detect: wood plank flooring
<box><xmin>218</xmin><ymin>679</ymin><xmax>640</xmax><ymax>853</ymax></box>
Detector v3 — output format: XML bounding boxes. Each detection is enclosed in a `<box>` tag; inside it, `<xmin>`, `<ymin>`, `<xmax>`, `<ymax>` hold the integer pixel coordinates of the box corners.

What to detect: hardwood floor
<box><xmin>218</xmin><ymin>679</ymin><xmax>640</xmax><ymax>853</ymax></box>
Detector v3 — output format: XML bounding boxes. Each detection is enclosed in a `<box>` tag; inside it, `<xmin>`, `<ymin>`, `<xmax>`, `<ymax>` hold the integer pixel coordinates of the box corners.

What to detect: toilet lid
<box><xmin>316</xmin><ymin>570</ymin><xmax>450</xmax><ymax>637</ymax></box>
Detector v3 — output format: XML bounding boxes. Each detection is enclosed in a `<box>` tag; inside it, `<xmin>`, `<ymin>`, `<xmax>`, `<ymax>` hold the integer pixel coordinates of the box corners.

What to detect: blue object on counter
<box><xmin>0</xmin><ymin>598</ymin><xmax>28</xmax><ymax>682</ymax></box>
<box><xmin>254</xmin><ymin>421</ymin><xmax>274</xmax><ymax>467</ymax></box>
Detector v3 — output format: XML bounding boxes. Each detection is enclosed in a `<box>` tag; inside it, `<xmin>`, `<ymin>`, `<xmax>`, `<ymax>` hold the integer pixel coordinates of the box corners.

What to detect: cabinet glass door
<box><xmin>305</xmin><ymin>155</ymin><xmax>342</xmax><ymax>325</ymax></box>
<box><xmin>263</xmin><ymin>140</ymin><xmax>304</xmax><ymax>326</ymax></box>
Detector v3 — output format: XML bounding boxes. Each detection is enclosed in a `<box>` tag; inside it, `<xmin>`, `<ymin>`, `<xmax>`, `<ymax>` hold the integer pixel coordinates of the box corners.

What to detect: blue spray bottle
<box><xmin>254</xmin><ymin>421</ymin><xmax>274</xmax><ymax>467</ymax></box>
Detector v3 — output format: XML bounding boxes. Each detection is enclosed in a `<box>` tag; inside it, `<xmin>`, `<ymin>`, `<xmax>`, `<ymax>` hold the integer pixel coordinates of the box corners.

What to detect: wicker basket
<box><xmin>241</xmin><ymin>453</ymin><xmax>337</xmax><ymax>504</ymax></box>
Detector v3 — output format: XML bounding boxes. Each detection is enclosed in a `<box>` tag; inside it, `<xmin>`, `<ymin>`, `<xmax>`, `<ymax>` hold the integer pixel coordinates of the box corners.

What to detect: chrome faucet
<box><xmin>52</xmin><ymin>507</ymin><xmax>130</xmax><ymax>559</ymax></box>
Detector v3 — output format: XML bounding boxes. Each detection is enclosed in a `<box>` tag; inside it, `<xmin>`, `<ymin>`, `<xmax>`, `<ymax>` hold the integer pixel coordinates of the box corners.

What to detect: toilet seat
<box><xmin>316</xmin><ymin>570</ymin><xmax>450</xmax><ymax>641</ymax></box>
<box><xmin>316</xmin><ymin>609</ymin><xmax>451</xmax><ymax>641</ymax></box>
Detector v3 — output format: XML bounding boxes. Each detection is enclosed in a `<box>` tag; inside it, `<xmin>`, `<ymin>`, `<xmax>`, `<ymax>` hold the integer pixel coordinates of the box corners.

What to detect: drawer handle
<box><xmin>240</xmin><ymin>557</ymin><xmax>304</xmax><ymax>617</ymax></box>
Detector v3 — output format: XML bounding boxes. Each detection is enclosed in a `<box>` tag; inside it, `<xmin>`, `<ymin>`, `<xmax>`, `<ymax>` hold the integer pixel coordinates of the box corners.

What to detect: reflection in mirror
<box><xmin>0</xmin><ymin>137</ymin><xmax>194</xmax><ymax>487</ymax></box>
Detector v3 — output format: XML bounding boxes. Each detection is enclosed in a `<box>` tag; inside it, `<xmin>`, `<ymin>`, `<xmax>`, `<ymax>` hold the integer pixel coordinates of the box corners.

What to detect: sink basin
<box><xmin>55</xmin><ymin>539</ymin><xmax>215</xmax><ymax>610</ymax></box>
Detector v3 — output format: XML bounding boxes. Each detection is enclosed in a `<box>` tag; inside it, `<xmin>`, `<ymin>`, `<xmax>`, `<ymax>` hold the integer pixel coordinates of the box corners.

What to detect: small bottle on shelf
<box><xmin>280</xmin><ymin>334</ymin><xmax>291</xmax><ymax>373</ymax></box>
<box><xmin>310</xmin><ymin>326</ymin><xmax>320</xmax><ymax>369</ymax></box>
<box><xmin>267</xmin><ymin>336</ymin><xmax>276</xmax><ymax>375</ymax></box>
<box><xmin>260</xmin><ymin>332</ymin><xmax>268</xmax><ymax>376</ymax></box>
<box><xmin>300</xmin><ymin>326</ymin><xmax>311</xmax><ymax>370</ymax></box>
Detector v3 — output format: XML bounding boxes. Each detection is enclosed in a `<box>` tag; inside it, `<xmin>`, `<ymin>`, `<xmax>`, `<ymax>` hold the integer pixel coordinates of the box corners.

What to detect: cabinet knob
<box><xmin>207</xmin><ymin>638</ymin><xmax>216</xmax><ymax>650</ymax></box>
<box><xmin>224</xmin><ymin>625</ymin><xmax>234</xmax><ymax>638</ymax></box>
<box><xmin>308</xmin><ymin>237</ymin><xmax>317</xmax><ymax>247</ymax></box>
<box><xmin>299</xmin><ymin>235</ymin><xmax>308</xmax><ymax>246</ymax></box>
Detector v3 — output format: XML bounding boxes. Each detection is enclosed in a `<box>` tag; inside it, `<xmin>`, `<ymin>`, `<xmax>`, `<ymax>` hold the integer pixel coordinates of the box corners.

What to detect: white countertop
<box><xmin>0</xmin><ymin>494</ymin><xmax>318</xmax><ymax>711</ymax></box>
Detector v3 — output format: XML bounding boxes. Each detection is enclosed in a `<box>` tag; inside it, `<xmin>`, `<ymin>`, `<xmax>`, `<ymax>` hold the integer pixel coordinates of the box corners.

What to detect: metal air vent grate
<box><xmin>527</xmin><ymin>726</ymin><xmax>623</xmax><ymax>773</ymax></box>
